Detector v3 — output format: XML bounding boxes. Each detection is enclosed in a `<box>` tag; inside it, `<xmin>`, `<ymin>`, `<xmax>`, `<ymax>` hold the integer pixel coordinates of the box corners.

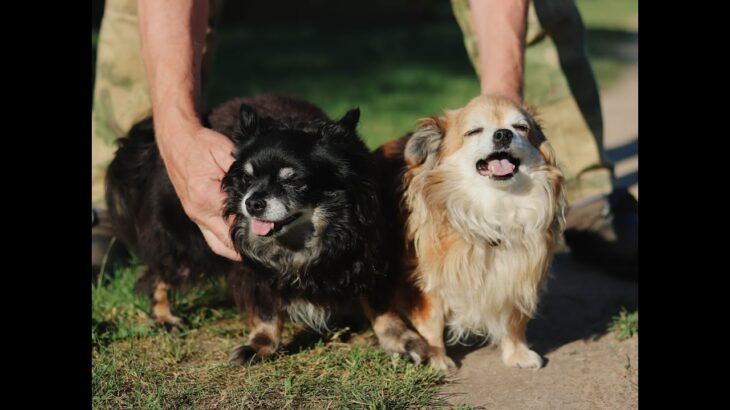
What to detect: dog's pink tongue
<box><xmin>488</xmin><ymin>159</ymin><xmax>515</xmax><ymax>176</ymax></box>
<box><xmin>251</xmin><ymin>219</ymin><xmax>274</xmax><ymax>236</ymax></box>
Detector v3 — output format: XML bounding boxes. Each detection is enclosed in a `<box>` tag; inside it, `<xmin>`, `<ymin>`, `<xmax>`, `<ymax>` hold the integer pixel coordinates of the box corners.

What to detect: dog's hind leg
<box><xmin>135</xmin><ymin>267</ymin><xmax>184</xmax><ymax>328</ymax></box>
<box><xmin>228</xmin><ymin>266</ymin><xmax>284</xmax><ymax>365</ymax></box>
<box><xmin>150</xmin><ymin>280</ymin><xmax>183</xmax><ymax>327</ymax></box>
<box><xmin>229</xmin><ymin>308</ymin><xmax>284</xmax><ymax>365</ymax></box>
<box><xmin>360</xmin><ymin>297</ymin><xmax>430</xmax><ymax>365</ymax></box>
<box><xmin>405</xmin><ymin>289</ymin><xmax>456</xmax><ymax>371</ymax></box>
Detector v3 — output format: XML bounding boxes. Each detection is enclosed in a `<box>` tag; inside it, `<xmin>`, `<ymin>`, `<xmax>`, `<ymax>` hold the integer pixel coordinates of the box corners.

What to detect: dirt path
<box><xmin>442</xmin><ymin>47</ymin><xmax>638</xmax><ymax>409</ymax></box>
<box><xmin>442</xmin><ymin>253</ymin><xmax>638</xmax><ymax>409</ymax></box>
<box><xmin>603</xmin><ymin>64</ymin><xmax>638</xmax><ymax>198</ymax></box>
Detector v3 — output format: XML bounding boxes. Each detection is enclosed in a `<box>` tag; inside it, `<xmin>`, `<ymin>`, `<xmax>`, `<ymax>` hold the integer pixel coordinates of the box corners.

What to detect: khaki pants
<box><xmin>92</xmin><ymin>0</ymin><xmax>612</xmax><ymax>208</ymax></box>
<box><xmin>91</xmin><ymin>0</ymin><xmax>222</xmax><ymax>207</ymax></box>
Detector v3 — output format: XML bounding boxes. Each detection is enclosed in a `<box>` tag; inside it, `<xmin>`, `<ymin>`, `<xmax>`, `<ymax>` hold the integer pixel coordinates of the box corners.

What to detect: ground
<box><xmin>443</xmin><ymin>254</ymin><xmax>638</xmax><ymax>409</ymax></box>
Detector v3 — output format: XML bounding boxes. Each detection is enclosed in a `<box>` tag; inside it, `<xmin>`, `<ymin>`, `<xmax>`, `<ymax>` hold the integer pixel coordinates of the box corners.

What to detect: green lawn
<box><xmin>92</xmin><ymin>1</ymin><xmax>637</xmax><ymax>408</ymax></box>
<box><xmin>93</xmin><ymin>267</ymin><xmax>449</xmax><ymax>409</ymax></box>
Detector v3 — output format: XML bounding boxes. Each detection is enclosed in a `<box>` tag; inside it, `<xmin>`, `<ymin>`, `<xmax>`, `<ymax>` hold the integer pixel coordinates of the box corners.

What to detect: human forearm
<box><xmin>136</xmin><ymin>0</ymin><xmax>240</xmax><ymax>260</ymax></box>
<box><xmin>137</xmin><ymin>0</ymin><xmax>208</xmax><ymax>153</ymax></box>
<box><xmin>470</xmin><ymin>0</ymin><xmax>529</xmax><ymax>104</ymax></box>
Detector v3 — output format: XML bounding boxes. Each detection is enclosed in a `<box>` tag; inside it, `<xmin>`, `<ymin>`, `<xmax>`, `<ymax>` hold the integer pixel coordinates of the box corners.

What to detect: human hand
<box><xmin>157</xmin><ymin>122</ymin><xmax>242</xmax><ymax>261</ymax></box>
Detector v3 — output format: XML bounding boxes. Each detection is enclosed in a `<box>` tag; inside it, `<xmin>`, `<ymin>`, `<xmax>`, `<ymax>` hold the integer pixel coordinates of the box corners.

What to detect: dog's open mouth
<box><xmin>476</xmin><ymin>151</ymin><xmax>520</xmax><ymax>180</ymax></box>
<box><xmin>250</xmin><ymin>212</ymin><xmax>302</xmax><ymax>236</ymax></box>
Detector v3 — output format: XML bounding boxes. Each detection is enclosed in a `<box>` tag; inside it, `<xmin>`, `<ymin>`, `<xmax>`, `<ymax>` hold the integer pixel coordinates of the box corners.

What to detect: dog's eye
<box><xmin>284</xmin><ymin>180</ymin><xmax>307</xmax><ymax>190</ymax></box>
<box><xmin>513</xmin><ymin>123</ymin><xmax>529</xmax><ymax>133</ymax></box>
<box><xmin>465</xmin><ymin>128</ymin><xmax>483</xmax><ymax>137</ymax></box>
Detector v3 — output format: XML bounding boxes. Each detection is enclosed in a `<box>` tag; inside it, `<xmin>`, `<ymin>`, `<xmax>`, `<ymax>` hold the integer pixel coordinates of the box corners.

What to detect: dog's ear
<box><xmin>404</xmin><ymin>116</ymin><xmax>447</xmax><ymax>168</ymax></box>
<box><xmin>531</xmin><ymin>120</ymin><xmax>557</xmax><ymax>168</ymax></box>
<box><xmin>522</xmin><ymin>106</ymin><xmax>557</xmax><ymax>167</ymax></box>
<box><xmin>235</xmin><ymin>104</ymin><xmax>275</xmax><ymax>148</ymax></box>
<box><xmin>523</xmin><ymin>106</ymin><xmax>563</xmax><ymax>203</ymax></box>
<box><xmin>318</xmin><ymin>108</ymin><xmax>361</xmax><ymax>143</ymax></box>
<box><xmin>338</xmin><ymin>108</ymin><xmax>360</xmax><ymax>131</ymax></box>
<box><xmin>238</xmin><ymin>104</ymin><xmax>260</xmax><ymax>137</ymax></box>
<box><xmin>538</xmin><ymin>140</ymin><xmax>558</xmax><ymax>168</ymax></box>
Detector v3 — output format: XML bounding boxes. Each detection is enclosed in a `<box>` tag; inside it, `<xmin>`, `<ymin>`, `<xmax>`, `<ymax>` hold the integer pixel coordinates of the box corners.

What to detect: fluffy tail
<box><xmin>104</xmin><ymin>117</ymin><xmax>159</xmax><ymax>251</ymax></box>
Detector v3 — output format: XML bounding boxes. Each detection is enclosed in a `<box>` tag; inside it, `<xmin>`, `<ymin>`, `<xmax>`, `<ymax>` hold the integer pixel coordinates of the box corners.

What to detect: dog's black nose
<box><xmin>493</xmin><ymin>129</ymin><xmax>513</xmax><ymax>148</ymax></box>
<box><xmin>245</xmin><ymin>195</ymin><xmax>267</xmax><ymax>215</ymax></box>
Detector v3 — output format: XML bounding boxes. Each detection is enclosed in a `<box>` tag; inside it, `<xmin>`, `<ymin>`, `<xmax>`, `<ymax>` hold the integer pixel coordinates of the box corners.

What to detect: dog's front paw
<box><xmin>151</xmin><ymin>312</ymin><xmax>184</xmax><ymax>330</ymax></box>
<box><xmin>502</xmin><ymin>345</ymin><xmax>543</xmax><ymax>369</ymax></box>
<box><xmin>402</xmin><ymin>331</ymin><xmax>430</xmax><ymax>364</ymax></box>
<box><xmin>229</xmin><ymin>344</ymin><xmax>271</xmax><ymax>366</ymax></box>
<box><xmin>429</xmin><ymin>353</ymin><xmax>457</xmax><ymax>372</ymax></box>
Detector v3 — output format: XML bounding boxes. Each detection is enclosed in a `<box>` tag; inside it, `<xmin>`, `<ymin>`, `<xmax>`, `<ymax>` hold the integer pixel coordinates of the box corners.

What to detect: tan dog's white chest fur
<box><xmin>411</xmin><ymin>160</ymin><xmax>557</xmax><ymax>344</ymax></box>
<box><xmin>417</xmin><ymin>198</ymin><xmax>552</xmax><ymax>342</ymax></box>
<box><xmin>398</xmin><ymin>95</ymin><xmax>565</xmax><ymax>371</ymax></box>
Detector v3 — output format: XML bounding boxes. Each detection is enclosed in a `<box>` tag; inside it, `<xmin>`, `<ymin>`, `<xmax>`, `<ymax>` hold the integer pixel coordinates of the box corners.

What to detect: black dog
<box><xmin>106</xmin><ymin>95</ymin><xmax>428</xmax><ymax>364</ymax></box>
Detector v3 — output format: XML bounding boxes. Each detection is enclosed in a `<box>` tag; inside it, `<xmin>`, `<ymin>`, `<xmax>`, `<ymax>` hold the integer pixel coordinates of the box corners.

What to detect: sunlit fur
<box><xmin>402</xmin><ymin>95</ymin><xmax>566</xmax><ymax>364</ymax></box>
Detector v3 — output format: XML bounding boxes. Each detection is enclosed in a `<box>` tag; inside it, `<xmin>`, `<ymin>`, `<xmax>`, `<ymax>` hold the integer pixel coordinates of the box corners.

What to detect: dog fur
<box><xmin>106</xmin><ymin>95</ymin><xmax>429</xmax><ymax>364</ymax></box>
<box><xmin>373</xmin><ymin>95</ymin><xmax>566</xmax><ymax>370</ymax></box>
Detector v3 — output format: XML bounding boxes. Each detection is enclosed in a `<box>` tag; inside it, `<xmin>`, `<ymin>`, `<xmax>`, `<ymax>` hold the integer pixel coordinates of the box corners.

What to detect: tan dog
<box><xmin>373</xmin><ymin>95</ymin><xmax>566</xmax><ymax>370</ymax></box>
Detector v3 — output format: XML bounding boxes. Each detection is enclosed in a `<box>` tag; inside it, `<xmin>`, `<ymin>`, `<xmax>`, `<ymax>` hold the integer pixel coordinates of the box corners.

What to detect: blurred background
<box><xmin>92</xmin><ymin>0</ymin><xmax>637</xmax><ymax>193</ymax></box>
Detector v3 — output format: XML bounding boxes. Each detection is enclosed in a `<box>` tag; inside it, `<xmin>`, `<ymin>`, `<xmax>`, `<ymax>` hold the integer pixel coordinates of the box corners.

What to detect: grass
<box><xmin>92</xmin><ymin>266</ymin><xmax>450</xmax><ymax>409</ymax></box>
<box><xmin>608</xmin><ymin>308</ymin><xmax>639</xmax><ymax>341</ymax></box>
<box><xmin>577</xmin><ymin>0</ymin><xmax>638</xmax><ymax>31</ymax></box>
